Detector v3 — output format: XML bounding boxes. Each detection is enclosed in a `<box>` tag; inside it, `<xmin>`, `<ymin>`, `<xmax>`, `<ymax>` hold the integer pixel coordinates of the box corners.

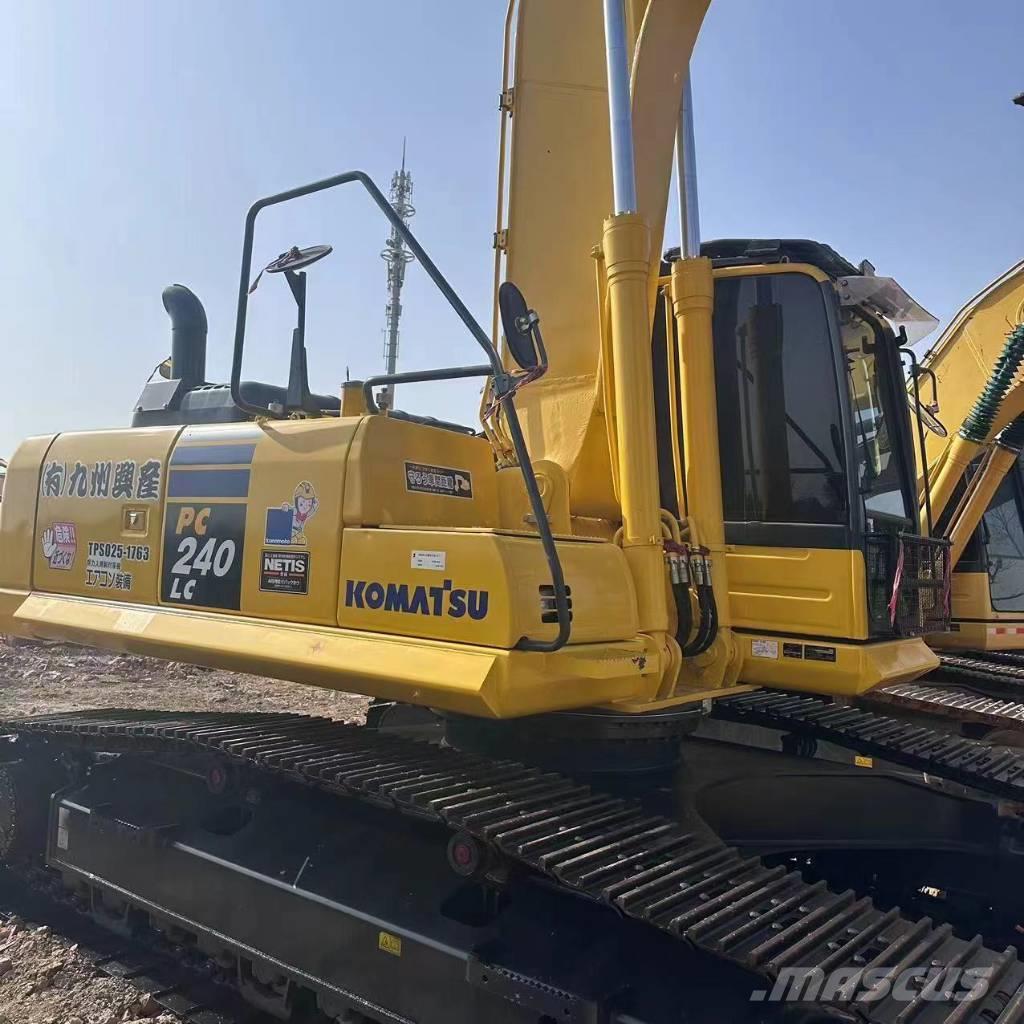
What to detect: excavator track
<box><xmin>711</xmin><ymin>690</ymin><xmax>1024</xmax><ymax>799</ymax></box>
<box><xmin>0</xmin><ymin>867</ymin><xmax>256</xmax><ymax>1024</ymax></box>
<box><xmin>5</xmin><ymin>709</ymin><xmax>1024</xmax><ymax>1024</ymax></box>
<box><xmin>933</xmin><ymin>654</ymin><xmax>1024</xmax><ymax>699</ymax></box>
<box><xmin>868</xmin><ymin>683</ymin><xmax>1024</xmax><ymax>734</ymax></box>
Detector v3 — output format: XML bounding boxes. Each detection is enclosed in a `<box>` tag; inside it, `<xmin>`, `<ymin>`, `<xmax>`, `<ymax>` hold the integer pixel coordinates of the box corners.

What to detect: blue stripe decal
<box><xmin>171</xmin><ymin>443</ymin><xmax>257</xmax><ymax>466</ymax></box>
<box><xmin>167</xmin><ymin>468</ymin><xmax>251</xmax><ymax>498</ymax></box>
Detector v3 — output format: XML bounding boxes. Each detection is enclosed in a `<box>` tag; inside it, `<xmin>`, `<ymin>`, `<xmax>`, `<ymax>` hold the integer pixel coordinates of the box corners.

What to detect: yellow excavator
<box><xmin>3</xmin><ymin>3</ymin><xmax>1024</xmax><ymax>1022</ymax></box>
<box><xmin>909</xmin><ymin>260</ymin><xmax>1024</xmax><ymax>652</ymax></box>
<box><xmin>862</xmin><ymin>260</ymin><xmax>1024</xmax><ymax>720</ymax></box>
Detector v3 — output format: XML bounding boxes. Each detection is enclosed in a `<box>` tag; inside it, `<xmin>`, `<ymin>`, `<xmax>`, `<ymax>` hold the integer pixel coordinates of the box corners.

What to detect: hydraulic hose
<box><xmin>929</xmin><ymin>323</ymin><xmax>1024</xmax><ymax>524</ymax></box>
<box><xmin>958</xmin><ymin>324</ymin><xmax>1024</xmax><ymax>444</ymax></box>
<box><xmin>672</xmin><ymin>581</ymin><xmax>693</xmax><ymax>650</ymax></box>
<box><xmin>680</xmin><ymin>550</ymin><xmax>719</xmax><ymax>657</ymax></box>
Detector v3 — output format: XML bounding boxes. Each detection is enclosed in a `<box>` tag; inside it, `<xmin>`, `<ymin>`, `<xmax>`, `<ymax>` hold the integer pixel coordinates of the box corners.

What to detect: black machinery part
<box><xmin>932</xmin><ymin>652</ymin><xmax>1024</xmax><ymax>699</ymax></box>
<box><xmin>6</xmin><ymin>709</ymin><xmax>1024</xmax><ymax>1024</ymax></box>
<box><xmin>710</xmin><ymin>689</ymin><xmax>1024</xmax><ymax>799</ymax></box>
<box><xmin>866</xmin><ymin>682</ymin><xmax>1024</xmax><ymax>735</ymax></box>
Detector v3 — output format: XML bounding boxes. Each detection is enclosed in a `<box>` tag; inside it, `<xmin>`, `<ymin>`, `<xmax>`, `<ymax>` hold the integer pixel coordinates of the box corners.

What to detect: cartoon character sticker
<box><xmin>41</xmin><ymin>522</ymin><xmax>77</xmax><ymax>570</ymax></box>
<box><xmin>265</xmin><ymin>481</ymin><xmax>319</xmax><ymax>547</ymax></box>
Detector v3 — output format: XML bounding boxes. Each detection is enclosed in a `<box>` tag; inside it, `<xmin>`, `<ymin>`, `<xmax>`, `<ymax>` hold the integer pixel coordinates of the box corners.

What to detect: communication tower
<box><xmin>378</xmin><ymin>142</ymin><xmax>415</xmax><ymax>410</ymax></box>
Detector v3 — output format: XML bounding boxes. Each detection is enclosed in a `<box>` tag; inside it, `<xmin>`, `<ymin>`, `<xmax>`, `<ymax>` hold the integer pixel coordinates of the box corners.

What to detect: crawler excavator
<box><xmin>4</xmin><ymin>3</ymin><xmax>1024</xmax><ymax>1022</ymax></box>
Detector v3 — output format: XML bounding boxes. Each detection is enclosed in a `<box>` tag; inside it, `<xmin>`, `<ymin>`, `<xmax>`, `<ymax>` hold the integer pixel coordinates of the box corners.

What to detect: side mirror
<box><xmin>499</xmin><ymin>281</ymin><xmax>546</xmax><ymax>373</ymax></box>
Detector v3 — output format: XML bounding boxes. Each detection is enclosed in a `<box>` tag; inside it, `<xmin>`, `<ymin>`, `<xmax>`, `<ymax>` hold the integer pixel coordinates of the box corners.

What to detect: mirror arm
<box><xmin>363</xmin><ymin>364</ymin><xmax>494</xmax><ymax>414</ymax></box>
<box><xmin>901</xmin><ymin>343</ymin><xmax>934</xmax><ymax>535</ymax></box>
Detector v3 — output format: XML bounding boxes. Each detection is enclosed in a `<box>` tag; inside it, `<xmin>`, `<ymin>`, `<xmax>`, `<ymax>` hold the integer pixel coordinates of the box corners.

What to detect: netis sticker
<box><xmin>411</xmin><ymin>550</ymin><xmax>446</xmax><ymax>571</ymax></box>
<box><xmin>404</xmin><ymin>462</ymin><xmax>473</xmax><ymax>499</ymax></box>
<box><xmin>260</xmin><ymin>550</ymin><xmax>310</xmax><ymax>595</ymax></box>
<box><xmin>751</xmin><ymin>639</ymin><xmax>779</xmax><ymax>659</ymax></box>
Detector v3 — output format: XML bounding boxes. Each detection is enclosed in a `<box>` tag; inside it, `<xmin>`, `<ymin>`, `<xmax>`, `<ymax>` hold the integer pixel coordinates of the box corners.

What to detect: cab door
<box><xmin>707</xmin><ymin>265</ymin><xmax>868</xmax><ymax>641</ymax></box>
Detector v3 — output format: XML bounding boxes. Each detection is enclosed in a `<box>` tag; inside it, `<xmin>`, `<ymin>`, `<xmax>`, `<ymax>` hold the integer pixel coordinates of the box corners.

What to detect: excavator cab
<box><xmin>655</xmin><ymin>239</ymin><xmax>949</xmax><ymax>694</ymax></box>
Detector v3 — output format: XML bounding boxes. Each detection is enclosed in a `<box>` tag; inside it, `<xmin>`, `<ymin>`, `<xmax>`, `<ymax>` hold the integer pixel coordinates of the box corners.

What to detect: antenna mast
<box><xmin>378</xmin><ymin>141</ymin><xmax>415</xmax><ymax>410</ymax></box>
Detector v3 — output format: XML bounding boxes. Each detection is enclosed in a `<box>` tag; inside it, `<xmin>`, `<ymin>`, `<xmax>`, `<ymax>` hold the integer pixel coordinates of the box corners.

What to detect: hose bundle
<box><xmin>959</xmin><ymin>323</ymin><xmax>1024</xmax><ymax>444</ymax></box>
<box><xmin>666</xmin><ymin>542</ymin><xmax>718</xmax><ymax>657</ymax></box>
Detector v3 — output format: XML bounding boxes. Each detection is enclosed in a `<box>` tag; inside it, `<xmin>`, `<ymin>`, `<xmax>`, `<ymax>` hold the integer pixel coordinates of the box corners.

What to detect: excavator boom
<box><xmin>913</xmin><ymin>260</ymin><xmax>1024</xmax><ymax>649</ymax></box>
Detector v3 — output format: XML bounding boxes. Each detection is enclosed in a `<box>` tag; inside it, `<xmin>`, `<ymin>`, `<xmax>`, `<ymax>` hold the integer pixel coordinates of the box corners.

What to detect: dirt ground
<box><xmin>0</xmin><ymin>635</ymin><xmax>370</xmax><ymax>1024</ymax></box>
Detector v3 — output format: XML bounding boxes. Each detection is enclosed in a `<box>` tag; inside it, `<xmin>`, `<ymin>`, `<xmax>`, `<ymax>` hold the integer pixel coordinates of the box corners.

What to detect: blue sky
<box><xmin>1</xmin><ymin>1</ymin><xmax>1022</xmax><ymax>459</ymax></box>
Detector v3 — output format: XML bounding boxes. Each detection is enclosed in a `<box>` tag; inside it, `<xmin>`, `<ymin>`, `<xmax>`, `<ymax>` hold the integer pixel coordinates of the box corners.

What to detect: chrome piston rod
<box><xmin>602</xmin><ymin>0</ymin><xmax>638</xmax><ymax>215</ymax></box>
<box><xmin>676</xmin><ymin>70</ymin><xmax>701</xmax><ymax>259</ymax></box>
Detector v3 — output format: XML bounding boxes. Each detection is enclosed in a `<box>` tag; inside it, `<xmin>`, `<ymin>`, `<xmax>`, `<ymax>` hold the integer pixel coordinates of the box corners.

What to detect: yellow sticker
<box><xmin>378</xmin><ymin>931</ymin><xmax>402</xmax><ymax>957</ymax></box>
<box><xmin>854</xmin><ymin>755</ymin><xmax>873</xmax><ymax>769</ymax></box>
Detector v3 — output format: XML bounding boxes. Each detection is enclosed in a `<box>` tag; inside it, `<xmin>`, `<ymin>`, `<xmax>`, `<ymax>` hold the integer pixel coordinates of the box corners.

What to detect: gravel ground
<box><xmin>0</xmin><ymin>635</ymin><xmax>370</xmax><ymax>1023</ymax></box>
<box><xmin>0</xmin><ymin>916</ymin><xmax>179</xmax><ymax>1024</ymax></box>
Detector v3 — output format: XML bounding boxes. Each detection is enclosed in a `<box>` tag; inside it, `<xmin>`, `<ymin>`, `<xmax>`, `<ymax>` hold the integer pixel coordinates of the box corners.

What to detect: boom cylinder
<box><xmin>929</xmin><ymin>435</ymin><xmax>985</xmax><ymax>527</ymax></box>
<box><xmin>603</xmin><ymin>214</ymin><xmax>673</xmax><ymax>670</ymax></box>
<box><xmin>670</xmin><ymin>256</ymin><xmax>739</xmax><ymax>685</ymax></box>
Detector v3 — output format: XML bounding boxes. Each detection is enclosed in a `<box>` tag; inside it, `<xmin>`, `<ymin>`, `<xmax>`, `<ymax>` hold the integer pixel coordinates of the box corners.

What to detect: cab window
<box><xmin>983</xmin><ymin>467</ymin><xmax>1024</xmax><ymax>612</ymax></box>
<box><xmin>841</xmin><ymin>310</ymin><xmax>912</xmax><ymax>526</ymax></box>
<box><xmin>713</xmin><ymin>273</ymin><xmax>848</xmax><ymax>526</ymax></box>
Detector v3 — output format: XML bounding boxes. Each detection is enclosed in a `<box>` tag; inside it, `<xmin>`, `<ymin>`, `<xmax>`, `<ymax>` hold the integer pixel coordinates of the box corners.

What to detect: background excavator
<box><xmin>852</xmin><ymin>259</ymin><xmax>1024</xmax><ymax>736</ymax></box>
<box><xmin>908</xmin><ymin>259</ymin><xmax>1024</xmax><ymax>654</ymax></box>
<box><xmin>3</xmin><ymin>2</ymin><xmax>1024</xmax><ymax>1022</ymax></box>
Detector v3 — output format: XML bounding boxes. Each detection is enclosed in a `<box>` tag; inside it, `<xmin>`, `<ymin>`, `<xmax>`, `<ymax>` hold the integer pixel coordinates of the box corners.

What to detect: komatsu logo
<box><xmin>345</xmin><ymin>578</ymin><xmax>489</xmax><ymax>620</ymax></box>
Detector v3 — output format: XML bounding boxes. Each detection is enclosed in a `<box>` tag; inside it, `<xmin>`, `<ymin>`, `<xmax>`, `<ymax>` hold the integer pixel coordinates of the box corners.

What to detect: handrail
<box><xmin>230</xmin><ymin>170</ymin><xmax>570</xmax><ymax>653</ymax></box>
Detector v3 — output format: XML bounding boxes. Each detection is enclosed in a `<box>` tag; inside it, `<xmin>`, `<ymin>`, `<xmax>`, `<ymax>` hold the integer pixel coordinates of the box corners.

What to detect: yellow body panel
<box><xmin>220</xmin><ymin>419</ymin><xmax>354</xmax><ymax>626</ymax></box>
<box><xmin>343</xmin><ymin>416</ymin><xmax>499</xmax><ymax>529</ymax></box>
<box><xmin>727</xmin><ymin>547</ymin><xmax>869</xmax><ymax>640</ymax></box>
<box><xmin>0</xmin><ymin>414</ymin><xmax>667</xmax><ymax>718</ymax></box>
<box><xmin>0</xmin><ymin>434</ymin><xmax>57</xmax><ymax>592</ymax></box>
<box><xmin>736</xmin><ymin>633</ymin><xmax>937</xmax><ymax>695</ymax></box>
<box><xmin>338</xmin><ymin>527</ymin><xmax>637</xmax><ymax>648</ymax></box>
<box><xmin>33</xmin><ymin>427</ymin><xmax>178</xmax><ymax>605</ymax></box>
<box><xmin>9</xmin><ymin>593</ymin><xmax>658</xmax><ymax>719</ymax></box>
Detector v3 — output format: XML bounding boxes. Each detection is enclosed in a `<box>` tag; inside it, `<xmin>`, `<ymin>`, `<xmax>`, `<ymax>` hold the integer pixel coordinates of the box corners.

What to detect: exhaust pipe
<box><xmin>162</xmin><ymin>284</ymin><xmax>208</xmax><ymax>390</ymax></box>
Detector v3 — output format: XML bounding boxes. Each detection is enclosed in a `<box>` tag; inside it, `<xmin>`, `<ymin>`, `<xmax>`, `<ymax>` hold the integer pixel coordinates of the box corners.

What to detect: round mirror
<box><xmin>265</xmin><ymin>244</ymin><xmax>333</xmax><ymax>274</ymax></box>
<box><xmin>499</xmin><ymin>281</ymin><xmax>539</xmax><ymax>371</ymax></box>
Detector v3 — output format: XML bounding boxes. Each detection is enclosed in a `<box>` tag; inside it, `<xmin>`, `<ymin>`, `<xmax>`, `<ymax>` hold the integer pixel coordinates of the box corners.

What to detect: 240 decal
<box><xmin>161</xmin><ymin>503</ymin><xmax>245</xmax><ymax>610</ymax></box>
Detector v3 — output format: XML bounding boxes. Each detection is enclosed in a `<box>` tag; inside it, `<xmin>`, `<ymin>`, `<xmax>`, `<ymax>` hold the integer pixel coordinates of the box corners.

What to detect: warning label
<box><xmin>404</xmin><ymin>462</ymin><xmax>473</xmax><ymax>499</ymax></box>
